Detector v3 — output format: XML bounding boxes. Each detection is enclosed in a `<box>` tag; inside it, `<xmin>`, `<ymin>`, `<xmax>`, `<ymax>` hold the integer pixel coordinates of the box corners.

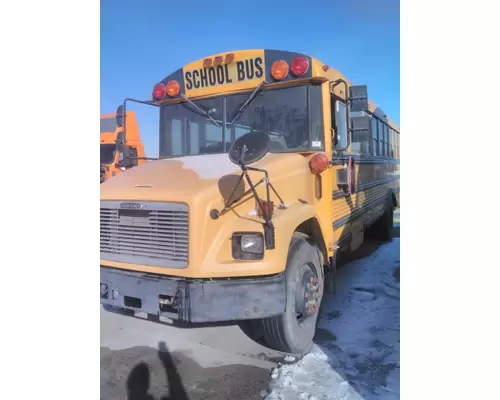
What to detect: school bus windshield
<box><xmin>159</xmin><ymin>83</ymin><xmax>323</xmax><ymax>157</ymax></box>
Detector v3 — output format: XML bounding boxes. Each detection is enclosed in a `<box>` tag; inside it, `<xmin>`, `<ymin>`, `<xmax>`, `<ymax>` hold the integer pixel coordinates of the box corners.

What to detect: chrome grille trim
<box><xmin>100</xmin><ymin>201</ymin><xmax>189</xmax><ymax>268</ymax></box>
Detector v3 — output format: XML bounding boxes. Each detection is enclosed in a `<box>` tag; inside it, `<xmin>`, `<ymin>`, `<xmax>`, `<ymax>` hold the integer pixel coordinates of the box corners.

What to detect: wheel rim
<box><xmin>295</xmin><ymin>264</ymin><xmax>321</xmax><ymax>324</ymax></box>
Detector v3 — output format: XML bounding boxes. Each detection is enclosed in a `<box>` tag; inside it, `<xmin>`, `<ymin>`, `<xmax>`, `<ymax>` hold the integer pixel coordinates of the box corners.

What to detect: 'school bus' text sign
<box><xmin>183</xmin><ymin>50</ymin><xmax>266</xmax><ymax>96</ymax></box>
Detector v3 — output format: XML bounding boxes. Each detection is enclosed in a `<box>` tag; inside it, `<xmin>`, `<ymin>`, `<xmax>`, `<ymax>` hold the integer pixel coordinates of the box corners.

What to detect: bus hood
<box><xmin>100</xmin><ymin>152</ymin><xmax>312</xmax><ymax>206</ymax></box>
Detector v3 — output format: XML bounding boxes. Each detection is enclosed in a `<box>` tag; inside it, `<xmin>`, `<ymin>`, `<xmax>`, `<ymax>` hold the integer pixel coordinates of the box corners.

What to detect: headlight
<box><xmin>232</xmin><ymin>232</ymin><xmax>264</xmax><ymax>260</ymax></box>
<box><xmin>241</xmin><ymin>234</ymin><xmax>264</xmax><ymax>254</ymax></box>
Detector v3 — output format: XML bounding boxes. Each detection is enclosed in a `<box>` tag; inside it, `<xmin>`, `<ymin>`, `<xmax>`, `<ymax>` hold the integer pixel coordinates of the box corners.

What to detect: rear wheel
<box><xmin>368</xmin><ymin>200</ymin><xmax>394</xmax><ymax>242</ymax></box>
<box><xmin>259</xmin><ymin>236</ymin><xmax>324</xmax><ymax>354</ymax></box>
<box><xmin>379</xmin><ymin>203</ymin><xmax>394</xmax><ymax>242</ymax></box>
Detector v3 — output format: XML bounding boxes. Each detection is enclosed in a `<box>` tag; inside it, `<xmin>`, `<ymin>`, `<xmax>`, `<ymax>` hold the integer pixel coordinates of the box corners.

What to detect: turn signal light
<box><xmin>165</xmin><ymin>80</ymin><xmax>180</xmax><ymax>97</ymax></box>
<box><xmin>309</xmin><ymin>153</ymin><xmax>329</xmax><ymax>174</ymax></box>
<box><xmin>271</xmin><ymin>60</ymin><xmax>289</xmax><ymax>80</ymax></box>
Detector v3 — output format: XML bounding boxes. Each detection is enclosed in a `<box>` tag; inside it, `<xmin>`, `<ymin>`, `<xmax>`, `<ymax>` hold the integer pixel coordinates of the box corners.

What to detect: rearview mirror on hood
<box><xmin>228</xmin><ymin>131</ymin><xmax>270</xmax><ymax>166</ymax></box>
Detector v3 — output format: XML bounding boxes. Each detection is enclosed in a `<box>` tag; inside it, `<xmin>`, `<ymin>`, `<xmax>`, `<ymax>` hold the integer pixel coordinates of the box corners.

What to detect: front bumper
<box><xmin>100</xmin><ymin>266</ymin><xmax>286</xmax><ymax>323</ymax></box>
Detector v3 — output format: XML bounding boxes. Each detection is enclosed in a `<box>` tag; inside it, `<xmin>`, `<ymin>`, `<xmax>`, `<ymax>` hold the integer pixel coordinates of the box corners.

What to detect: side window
<box><xmin>377</xmin><ymin>120</ymin><xmax>383</xmax><ymax>156</ymax></box>
<box><xmin>391</xmin><ymin>129</ymin><xmax>396</xmax><ymax>158</ymax></box>
<box><xmin>381</xmin><ymin>124</ymin><xmax>386</xmax><ymax>157</ymax></box>
<box><xmin>334</xmin><ymin>101</ymin><xmax>348</xmax><ymax>149</ymax></box>
<box><xmin>350</xmin><ymin>111</ymin><xmax>370</xmax><ymax>154</ymax></box>
<box><xmin>384</xmin><ymin>124</ymin><xmax>389</xmax><ymax>157</ymax></box>
<box><xmin>396</xmin><ymin>132</ymin><xmax>400</xmax><ymax>158</ymax></box>
<box><xmin>129</xmin><ymin>147</ymin><xmax>138</xmax><ymax>166</ymax></box>
<box><xmin>386</xmin><ymin>126</ymin><xmax>390</xmax><ymax>157</ymax></box>
<box><xmin>371</xmin><ymin>117</ymin><xmax>378</xmax><ymax>156</ymax></box>
<box><xmin>389</xmin><ymin>128</ymin><xmax>394</xmax><ymax>158</ymax></box>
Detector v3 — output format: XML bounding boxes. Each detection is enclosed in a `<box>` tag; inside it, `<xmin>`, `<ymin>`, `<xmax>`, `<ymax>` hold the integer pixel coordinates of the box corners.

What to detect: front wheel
<box><xmin>259</xmin><ymin>236</ymin><xmax>324</xmax><ymax>354</ymax></box>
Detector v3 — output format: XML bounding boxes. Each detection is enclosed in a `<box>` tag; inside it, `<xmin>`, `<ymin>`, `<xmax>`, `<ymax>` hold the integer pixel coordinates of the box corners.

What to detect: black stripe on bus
<box><xmin>331</xmin><ymin>155</ymin><xmax>400</xmax><ymax>165</ymax></box>
<box><xmin>333</xmin><ymin>193</ymin><xmax>390</xmax><ymax>230</ymax></box>
<box><xmin>332</xmin><ymin>175</ymin><xmax>400</xmax><ymax>200</ymax></box>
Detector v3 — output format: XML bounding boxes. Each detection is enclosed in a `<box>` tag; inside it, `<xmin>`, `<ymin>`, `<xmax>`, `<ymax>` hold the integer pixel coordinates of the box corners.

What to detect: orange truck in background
<box><xmin>100</xmin><ymin>111</ymin><xmax>146</xmax><ymax>183</ymax></box>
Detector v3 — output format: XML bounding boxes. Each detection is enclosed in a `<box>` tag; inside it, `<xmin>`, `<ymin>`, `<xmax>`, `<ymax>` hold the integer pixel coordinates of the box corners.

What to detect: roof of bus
<box><xmin>169</xmin><ymin>49</ymin><xmax>399</xmax><ymax>133</ymax></box>
<box><xmin>100</xmin><ymin>111</ymin><xmax>142</xmax><ymax>143</ymax></box>
<box><xmin>307</xmin><ymin>55</ymin><xmax>400</xmax><ymax>132</ymax></box>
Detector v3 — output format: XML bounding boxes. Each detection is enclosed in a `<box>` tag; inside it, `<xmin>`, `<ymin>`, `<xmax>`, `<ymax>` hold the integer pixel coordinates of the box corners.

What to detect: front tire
<box><xmin>260</xmin><ymin>236</ymin><xmax>324</xmax><ymax>354</ymax></box>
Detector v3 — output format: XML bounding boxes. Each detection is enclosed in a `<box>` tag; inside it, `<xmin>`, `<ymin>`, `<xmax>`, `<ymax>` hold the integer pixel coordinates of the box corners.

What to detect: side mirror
<box><xmin>116</xmin><ymin>131</ymin><xmax>125</xmax><ymax>151</ymax></box>
<box><xmin>116</xmin><ymin>145</ymin><xmax>131</xmax><ymax>169</ymax></box>
<box><xmin>336</xmin><ymin>168</ymin><xmax>348</xmax><ymax>188</ymax></box>
<box><xmin>336</xmin><ymin>158</ymin><xmax>356</xmax><ymax>195</ymax></box>
<box><xmin>349</xmin><ymin>85</ymin><xmax>369</xmax><ymax>113</ymax></box>
<box><xmin>116</xmin><ymin>105</ymin><xmax>125</xmax><ymax>128</ymax></box>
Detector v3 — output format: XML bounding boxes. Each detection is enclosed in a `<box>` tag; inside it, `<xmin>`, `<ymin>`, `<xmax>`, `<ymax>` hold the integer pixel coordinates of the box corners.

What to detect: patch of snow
<box><xmin>248</xmin><ymin>203</ymin><xmax>295</xmax><ymax>217</ymax></box>
<box><xmin>284</xmin><ymin>355</ymin><xmax>296</xmax><ymax>362</ymax></box>
<box><xmin>173</xmin><ymin>153</ymin><xmax>240</xmax><ymax>180</ymax></box>
<box><xmin>264</xmin><ymin>347</ymin><xmax>362</xmax><ymax>400</ymax></box>
<box><xmin>265</xmin><ymin>238</ymin><xmax>400</xmax><ymax>399</ymax></box>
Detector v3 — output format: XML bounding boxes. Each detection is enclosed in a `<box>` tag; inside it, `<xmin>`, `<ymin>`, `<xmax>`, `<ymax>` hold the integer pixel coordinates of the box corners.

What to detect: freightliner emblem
<box><xmin>120</xmin><ymin>202</ymin><xmax>144</xmax><ymax>210</ymax></box>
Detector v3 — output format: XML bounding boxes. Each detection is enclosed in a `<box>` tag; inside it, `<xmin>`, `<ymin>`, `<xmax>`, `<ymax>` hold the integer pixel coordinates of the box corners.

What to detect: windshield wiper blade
<box><xmin>180</xmin><ymin>94</ymin><xmax>221</xmax><ymax>127</ymax></box>
<box><xmin>229</xmin><ymin>80</ymin><xmax>267</xmax><ymax>126</ymax></box>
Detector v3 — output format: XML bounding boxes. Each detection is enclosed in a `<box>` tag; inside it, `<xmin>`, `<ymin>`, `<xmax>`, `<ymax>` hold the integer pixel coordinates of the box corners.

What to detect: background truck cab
<box><xmin>100</xmin><ymin>111</ymin><xmax>146</xmax><ymax>183</ymax></box>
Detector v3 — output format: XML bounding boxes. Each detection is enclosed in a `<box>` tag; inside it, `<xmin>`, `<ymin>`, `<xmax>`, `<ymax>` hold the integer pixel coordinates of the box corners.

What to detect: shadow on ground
<box><xmin>102</xmin><ymin>221</ymin><xmax>401</xmax><ymax>399</ymax></box>
<box><xmin>312</xmin><ymin>224</ymin><xmax>400</xmax><ymax>398</ymax></box>
<box><xmin>101</xmin><ymin>341</ymin><xmax>269</xmax><ymax>400</ymax></box>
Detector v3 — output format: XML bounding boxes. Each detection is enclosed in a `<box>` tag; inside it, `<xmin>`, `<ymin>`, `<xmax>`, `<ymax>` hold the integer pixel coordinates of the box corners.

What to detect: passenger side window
<box><xmin>396</xmin><ymin>132</ymin><xmax>400</xmax><ymax>158</ymax></box>
<box><xmin>390</xmin><ymin>129</ymin><xmax>395</xmax><ymax>158</ymax></box>
<box><xmin>377</xmin><ymin>120</ymin><xmax>384</xmax><ymax>156</ymax></box>
<box><xmin>372</xmin><ymin>117</ymin><xmax>380</xmax><ymax>156</ymax></box>
<box><xmin>350</xmin><ymin>111</ymin><xmax>370</xmax><ymax>154</ymax></box>
<box><xmin>382</xmin><ymin>124</ymin><xmax>389</xmax><ymax>157</ymax></box>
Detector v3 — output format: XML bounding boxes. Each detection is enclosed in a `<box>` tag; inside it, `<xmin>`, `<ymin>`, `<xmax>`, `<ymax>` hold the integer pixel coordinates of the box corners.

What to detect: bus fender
<box><xmin>271</xmin><ymin>204</ymin><xmax>328</xmax><ymax>270</ymax></box>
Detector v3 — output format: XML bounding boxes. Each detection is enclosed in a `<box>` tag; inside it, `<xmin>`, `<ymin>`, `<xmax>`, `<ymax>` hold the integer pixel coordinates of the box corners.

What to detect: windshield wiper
<box><xmin>228</xmin><ymin>80</ymin><xmax>267</xmax><ymax>126</ymax></box>
<box><xmin>180</xmin><ymin>94</ymin><xmax>221</xmax><ymax>127</ymax></box>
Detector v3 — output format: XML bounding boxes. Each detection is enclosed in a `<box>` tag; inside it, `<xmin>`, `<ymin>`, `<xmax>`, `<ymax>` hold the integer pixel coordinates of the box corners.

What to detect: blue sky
<box><xmin>101</xmin><ymin>0</ymin><xmax>400</xmax><ymax>157</ymax></box>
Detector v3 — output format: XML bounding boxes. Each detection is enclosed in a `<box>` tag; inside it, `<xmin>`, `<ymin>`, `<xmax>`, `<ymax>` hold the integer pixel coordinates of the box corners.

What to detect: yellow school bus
<box><xmin>100</xmin><ymin>49</ymin><xmax>400</xmax><ymax>354</ymax></box>
<box><xmin>100</xmin><ymin>111</ymin><xmax>146</xmax><ymax>183</ymax></box>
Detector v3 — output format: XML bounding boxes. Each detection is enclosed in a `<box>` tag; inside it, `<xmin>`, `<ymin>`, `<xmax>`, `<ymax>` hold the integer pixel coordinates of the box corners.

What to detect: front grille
<box><xmin>100</xmin><ymin>201</ymin><xmax>189</xmax><ymax>268</ymax></box>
